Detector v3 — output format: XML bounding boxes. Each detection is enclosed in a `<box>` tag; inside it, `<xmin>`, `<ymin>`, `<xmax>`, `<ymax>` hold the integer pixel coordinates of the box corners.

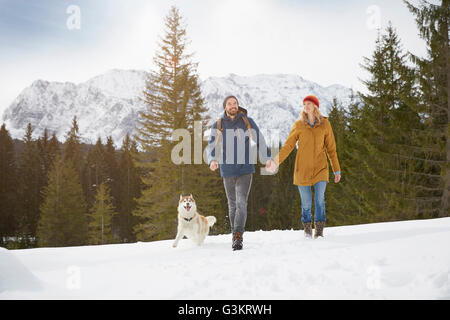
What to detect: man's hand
<box><xmin>334</xmin><ymin>174</ymin><xmax>341</xmax><ymax>183</ymax></box>
<box><xmin>209</xmin><ymin>160</ymin><xmax>219</xmax><ymax>171</ymax></box>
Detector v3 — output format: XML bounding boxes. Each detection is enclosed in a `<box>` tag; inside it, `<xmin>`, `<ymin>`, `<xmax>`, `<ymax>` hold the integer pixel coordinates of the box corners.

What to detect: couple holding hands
<box><xmin>207</xmin><ymin>95</ymin><xmax>341</xmax><ymax>250</ymax></box>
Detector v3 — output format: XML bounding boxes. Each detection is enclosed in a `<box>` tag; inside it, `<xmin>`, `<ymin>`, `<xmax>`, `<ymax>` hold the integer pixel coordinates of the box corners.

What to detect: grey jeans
<box><xmin>223</xmin><ymin>173</ymin><xmax>253</xmax><ymax>234</ymax></box>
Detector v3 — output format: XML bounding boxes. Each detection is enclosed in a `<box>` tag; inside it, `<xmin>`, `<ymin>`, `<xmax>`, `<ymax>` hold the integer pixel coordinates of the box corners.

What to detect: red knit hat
<box><xmin>303</xmin><ymin>95</ymin><xmax>319</xmax><ymax>108</ymax></box>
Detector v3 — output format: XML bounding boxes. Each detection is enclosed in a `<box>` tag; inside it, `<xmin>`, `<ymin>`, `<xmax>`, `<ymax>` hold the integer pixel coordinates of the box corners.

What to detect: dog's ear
<box><xmin>190</xmin><ymin>193</ymin><xmax>193</xmax><ymax>199</ymax></box>
<box><xmin>180</xmin><ymin>194</ymin><xmax>183</xmax><ymax>201</ymax></box>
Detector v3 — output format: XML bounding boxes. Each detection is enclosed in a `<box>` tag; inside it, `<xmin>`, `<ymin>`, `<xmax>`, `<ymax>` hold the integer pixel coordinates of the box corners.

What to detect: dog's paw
<box><xmin>172</xmin><ymin>243</ymin><xmax>177</xmax><ymax>248</ymax></box>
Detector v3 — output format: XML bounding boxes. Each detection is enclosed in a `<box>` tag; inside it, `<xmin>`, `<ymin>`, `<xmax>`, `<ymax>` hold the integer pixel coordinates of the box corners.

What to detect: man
<box><xmin>207</xmin><ymin>95</ymin><xmax>276</xmax><ymax>250</ymax></box>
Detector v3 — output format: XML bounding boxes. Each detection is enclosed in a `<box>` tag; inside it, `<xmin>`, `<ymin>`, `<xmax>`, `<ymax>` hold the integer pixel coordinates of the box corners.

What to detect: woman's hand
<box><xmin>266</xmin><ymin>160</ymin><xmax>278</xmax><ymax>173</ymax></box>
<box><xmin>334</xmin><ymin>174</ymin><xmax>341</xmax><ymax>183</ymax></box>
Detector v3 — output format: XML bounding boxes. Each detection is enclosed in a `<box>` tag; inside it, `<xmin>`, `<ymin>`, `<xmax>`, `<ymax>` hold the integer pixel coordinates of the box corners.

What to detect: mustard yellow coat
<box><xmin>274</xmin><ymin>117</ymin><xmax>341</xmax><ymax>186</ymax></box>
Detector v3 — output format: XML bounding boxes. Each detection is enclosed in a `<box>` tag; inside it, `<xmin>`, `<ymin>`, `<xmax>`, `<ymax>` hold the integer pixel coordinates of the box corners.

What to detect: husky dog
<box><xmin>172</xmin><ymin>194</ymin><xmax>217</xmax><ymax>248</ymax></box>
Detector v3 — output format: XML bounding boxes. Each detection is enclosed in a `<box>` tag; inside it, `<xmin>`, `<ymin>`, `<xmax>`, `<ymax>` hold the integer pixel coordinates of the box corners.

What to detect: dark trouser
<box><xmin>223</xmin><ymin>173</ymin><xmax>253</xmax><ymax>234</ymax></box>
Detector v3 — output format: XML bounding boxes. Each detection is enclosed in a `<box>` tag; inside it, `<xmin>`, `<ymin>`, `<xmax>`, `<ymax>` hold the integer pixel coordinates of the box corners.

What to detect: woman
<box><xmin>271</xmin><ymin>95</ymin><xmax>341</xmax><ymax>238</ymax></box>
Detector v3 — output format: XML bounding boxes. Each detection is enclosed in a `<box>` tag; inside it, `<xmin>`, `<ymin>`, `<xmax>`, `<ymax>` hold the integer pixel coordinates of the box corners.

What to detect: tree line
<box><xmin>0</xmin><ymin>119</ymin><xmax>144</xmax><ymax>248</ymax></box>
<box><xmin>0</xmin><ymin>1</ymin><xmax>448</xmax><ymax>248</ymax></box>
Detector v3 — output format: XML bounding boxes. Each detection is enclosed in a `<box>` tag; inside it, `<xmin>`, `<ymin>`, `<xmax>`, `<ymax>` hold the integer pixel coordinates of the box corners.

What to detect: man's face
<box><xmin>225</xmin><ymin>98</ymin><xmax>238</xmax><ymax>116</ymax></box>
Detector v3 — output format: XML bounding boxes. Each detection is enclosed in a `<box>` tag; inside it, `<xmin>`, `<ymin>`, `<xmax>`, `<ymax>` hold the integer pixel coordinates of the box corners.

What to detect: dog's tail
<box><xmin>206</xmin><ymin>216</ymin><xmax>217</xmax><ymax>227</ymax></box>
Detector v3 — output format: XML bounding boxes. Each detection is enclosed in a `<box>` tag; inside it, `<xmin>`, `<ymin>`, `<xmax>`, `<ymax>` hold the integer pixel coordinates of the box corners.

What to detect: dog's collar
<box><xmin>182</xmin><ymin>214</ymin><xmax>197</xmax><ymax>222</ymax></box>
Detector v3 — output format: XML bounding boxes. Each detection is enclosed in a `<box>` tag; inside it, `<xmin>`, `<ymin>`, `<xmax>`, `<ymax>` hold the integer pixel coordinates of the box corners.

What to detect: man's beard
<box><xmin>227</xmin><ymin>108</ymin><xmax>237</xmax><ymax>116</ymax></box>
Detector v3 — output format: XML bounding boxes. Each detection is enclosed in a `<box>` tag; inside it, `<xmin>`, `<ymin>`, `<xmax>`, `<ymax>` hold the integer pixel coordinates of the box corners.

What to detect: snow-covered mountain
<box><xmin>1</xmin><ymin>69</ymin><xmax>355</xmax><ymax>146</ymax></box>
<box><xmin>2</xmin><ymin>69</ymin><xmax>148</xmax><ymax>145</ymax></box>
<box><xmin>1</xmin><ymin>217</ymin><xmax>450</xmax><ymax>299</ymax></box>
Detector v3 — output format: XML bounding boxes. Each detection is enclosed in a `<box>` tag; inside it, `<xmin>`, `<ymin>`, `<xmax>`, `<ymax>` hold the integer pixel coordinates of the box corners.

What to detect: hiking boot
<box><xmin>302</xmin><ymin>222</ymin><xmax>312</xmax><ymax>238</ymax></box>
<box><xmin>314</xmin><ymin>221</ymin><xmax>325</xmax><ymax>238</ymax></box>
<box><xmin>232</xmin><ymin>232</ymin><xmax>243</xmax><ymax>251</ymax></box>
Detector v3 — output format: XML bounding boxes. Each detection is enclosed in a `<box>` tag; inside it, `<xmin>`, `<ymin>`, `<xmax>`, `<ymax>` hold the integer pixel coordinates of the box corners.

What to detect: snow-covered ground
<box><xmin>1</xmin><ymin>218</ymin><xmax>450</xmax><ymax>300</ymax></box>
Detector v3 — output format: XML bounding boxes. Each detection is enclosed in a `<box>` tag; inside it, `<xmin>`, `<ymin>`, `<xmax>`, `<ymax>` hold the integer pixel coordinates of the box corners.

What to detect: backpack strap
<box><xmin>241</xmin><ymin>116</ymin><xmax>253</xmax><ymax>140</ymax></box>
<box><xmin>214</xmin><ymin>118</ymin><xmax>223</xmax><ymax>146</ymax></box>
<box><xmin>214</xmin><ymin>116</ymin><xmax>253</xmax><ymax>146</ymax></box>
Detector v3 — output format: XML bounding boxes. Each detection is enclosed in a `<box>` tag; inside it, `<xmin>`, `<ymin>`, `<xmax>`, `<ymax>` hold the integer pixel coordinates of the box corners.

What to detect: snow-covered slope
<box><xmin>1</xmin><ymin>69</ymin><xmax>355</xmax><ymax>146</ymax></box>
<box><xmin>1</xmin><ymin>218</ymin><xmax>449</xmax><ymax>299</ymax></box>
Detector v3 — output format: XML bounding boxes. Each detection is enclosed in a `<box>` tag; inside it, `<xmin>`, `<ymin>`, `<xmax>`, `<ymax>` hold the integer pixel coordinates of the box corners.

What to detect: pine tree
<box><xmin>325</xmin><ymin>98</ymin><xmax>349</xmax><ymax>226</ymax></box>
<box><xmin>335</xmin><ymin>91</ymin><xmax>368</xmax><ymax>224</ymax></box>
<box><xmin>354</xmin><ymin>23</ymin><xmax>420</xmax><ymax>222</ymax></box>
<box><xmin>405</xmin><ymin>0</ymin><xmax>449</xmax><ymax>217</ymax></box>
<box><xmin>104</xmin><ymin>136</ymin><xmax>119</xmax><ymax>197</ymax></box>
<box><xmin>117</xmin><ymin>134</ymin><xmax>142</xmax><ymax>242</ymax></box>
<box><xmin>88</xmin><ymin>182</ymin><xmax>118</xmax><ymax>245</ymax></box>
<box><xmin>37</xmin><ymin>155</ymin><xmax>88</xmax><ymax>247</ymax></box>
<box><xmin>48</xmin><ymin>132</ymin><xmax>61</xmax><ymax>160</ymax></box>
<box><xmin>37</xmin><ymin>128</ymin><xmax>60</xmax><ymax>188</ymax></box>
<box><xmin>0</xmin><ymin>124</ymin><xmax>18</xmax><ymax>246</ymax></box>
<box><xmin>104</xmin><ymin>136</ymin><xmax>120</xmax><ymax>237</ymax></box>
<box><xmin>82</xmin><ymin>137</ymin><xmax>107</xmax><ymax>208</ymax></box>
<box><xmin>64</xmin><ymin>116</ymin><xmax>83</xmax><ymax>178</ymax></box>
<box><xmin>133</xmin><ymin>6</ymin><xmax>209</xmax><ymax>241</ymax></box>
<box><xmin>17</xmin><ymin>123</ymin><xmax>42</xmax><ymax>246</ymax></box>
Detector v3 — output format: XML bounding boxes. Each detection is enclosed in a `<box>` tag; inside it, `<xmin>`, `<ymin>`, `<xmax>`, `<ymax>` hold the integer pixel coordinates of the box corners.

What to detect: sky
<box><xmin>0</xmin><ymin>0</ymin><xmax>430</xmax><ymax>116</ymax></box>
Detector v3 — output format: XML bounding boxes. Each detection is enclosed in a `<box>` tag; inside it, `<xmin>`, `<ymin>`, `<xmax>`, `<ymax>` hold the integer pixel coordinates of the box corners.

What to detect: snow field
<box><xmin>1</xmin><ymin>217</ymin><xmax>449</xmax><ymax>299</ymax></box>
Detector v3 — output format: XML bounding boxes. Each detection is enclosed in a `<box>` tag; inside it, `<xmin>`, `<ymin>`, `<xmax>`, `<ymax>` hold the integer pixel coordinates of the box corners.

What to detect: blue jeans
<box><xmin>297</xmin><ymin>181</ymin><xmax>327</xmax><ymax>223</ymax></box>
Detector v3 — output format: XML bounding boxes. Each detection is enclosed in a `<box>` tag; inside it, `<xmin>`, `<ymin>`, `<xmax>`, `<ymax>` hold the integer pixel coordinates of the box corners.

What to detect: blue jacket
<box><xmin>207</xmin><ymin>107</ymin><xmax>272</xmax><ymax>178</ymax></box>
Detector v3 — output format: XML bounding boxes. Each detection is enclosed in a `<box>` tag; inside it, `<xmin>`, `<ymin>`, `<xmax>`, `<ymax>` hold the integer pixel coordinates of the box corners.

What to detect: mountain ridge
<box><xmin>2</xmin><ymin>69</ymin><xmax>356</xmax><ymax>147</ymax></box>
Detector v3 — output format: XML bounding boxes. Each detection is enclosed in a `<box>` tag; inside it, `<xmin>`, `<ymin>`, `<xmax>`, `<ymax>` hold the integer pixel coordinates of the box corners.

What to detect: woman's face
<box><xmin>303</xmin><ymin>101</ymin><xmax>316</xmax><ymax>114</ymax></box>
